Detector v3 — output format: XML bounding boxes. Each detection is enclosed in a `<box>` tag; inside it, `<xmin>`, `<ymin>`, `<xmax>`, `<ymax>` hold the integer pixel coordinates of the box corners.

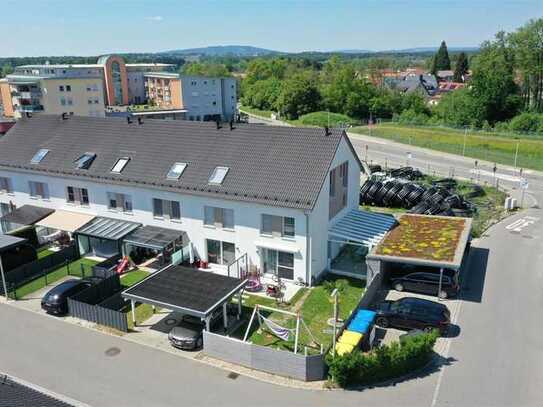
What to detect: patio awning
<box><xmin>254</xmin><ymin>239</ymin><xmax>300</xmax><ymax>254</ymax></box>
<box><xmin>0</xmin><ymin>205</ymin><xmax>55</xmax><ymax>226</ymax></box>
<box><xmin>0</xmin><ymin>234</ymin><xmax>27</xmax><ymax>253</ymax></box>
<box><xmin>122</xmin><ymin>265</ymin><xmax>247</xmax><ymax>319</ymax></box>
<box><xmin>74</xmin><ymin>216</ymin><xmax>141</xmax><ymax>241</ymax></box>
<box><xmin>329</xmin><ymin>209</ymin><xmax>398</xmax><ymax>247</ymax></box>
<box><xmin>35</xmin><ymin>210</ymin><xmax>95</xmax><ymax>233</ymax></box>
<box><xmin>123</xmin><ymin>225</ymin><xmax>187</xmax><ymax>251</ymax></box>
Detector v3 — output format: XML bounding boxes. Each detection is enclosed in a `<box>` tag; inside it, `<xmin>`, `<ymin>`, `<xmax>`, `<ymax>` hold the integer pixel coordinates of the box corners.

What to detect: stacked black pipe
<box><xmin>360</xmin><ymin>168</ymin><xmax>477</xmax><ymax>217</ymax></box>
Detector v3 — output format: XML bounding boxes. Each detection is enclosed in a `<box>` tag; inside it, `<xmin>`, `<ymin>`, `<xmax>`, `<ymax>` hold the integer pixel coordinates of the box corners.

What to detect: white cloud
<box><xmin>145</xmin><ymin>16</ymin><xmax>163</xmax><ymax>22</ymax></box>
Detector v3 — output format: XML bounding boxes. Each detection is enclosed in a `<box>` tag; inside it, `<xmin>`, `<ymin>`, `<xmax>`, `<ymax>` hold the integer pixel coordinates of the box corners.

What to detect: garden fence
<box><xmin>67</xmin><ymin>273</ymin><xmax>129</xmax><ymax>332</ymax></box>
<box><xmin>1</xmin><ymin>244</ymin><xmax>79</xmax><ymax>297</ymax></box>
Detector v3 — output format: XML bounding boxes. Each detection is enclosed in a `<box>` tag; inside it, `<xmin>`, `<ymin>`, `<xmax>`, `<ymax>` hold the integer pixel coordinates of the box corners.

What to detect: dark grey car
<box><xmin>168</xmin><ymin>316</ymin><xmax>204</xmax><ymax>350</ymax></box>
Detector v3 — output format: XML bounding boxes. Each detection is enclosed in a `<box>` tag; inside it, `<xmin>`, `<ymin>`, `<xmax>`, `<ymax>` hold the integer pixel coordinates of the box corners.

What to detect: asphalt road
<box><xmin>1</xmin><ymin>131</ymin><xmax>542</xmax><ymax>407</ymax></box>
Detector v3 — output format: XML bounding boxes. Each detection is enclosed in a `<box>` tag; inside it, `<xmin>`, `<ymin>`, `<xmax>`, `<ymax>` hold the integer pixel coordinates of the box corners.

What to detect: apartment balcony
<box><xmin>18</xmin><ymin>90</ymin><xmax>42</xmax><ymax>99</ymax></box>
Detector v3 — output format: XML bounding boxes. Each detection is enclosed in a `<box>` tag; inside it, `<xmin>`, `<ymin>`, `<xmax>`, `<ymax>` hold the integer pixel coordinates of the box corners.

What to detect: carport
<box><xmin>368</xmin><ymin>214</ymin><xmax>473</xmax><ymax>298</ymax></box>
<box><xmin>74</xmin><ymin>216</ymin><xmax>141</xmax><ymax>258</ymax></box>
<box><xmin>122</xmin><ymin>265</ymin><xmax>247</xmax><ymax>330</ymax></box>
<box><xmin>0</xmin><ymin>234</ymin><xmax>27</xmax><ymax>300</ymax></box>
<box><xmin>327</xmin><ymin>209</ymin><xmax>398</xmax><ymax>278</ymax></box>
<box><xmin>122</xmin><ymin>226</ymin><xmax>189</xmax><ymax>268</ymax></box>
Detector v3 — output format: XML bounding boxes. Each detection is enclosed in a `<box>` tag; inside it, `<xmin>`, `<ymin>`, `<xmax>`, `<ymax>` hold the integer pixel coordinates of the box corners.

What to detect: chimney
<box><xmin>215</xmin><ymin>119</ymin><xmax>221</xmax><ymax>130</ymax></box>
<box><xmin>324</xmin><ymin>126</ymin><xmax>330</xmax><ymax>136</ymax></box>
<box><xmin>137</xmin><ymin>117</ymin><xmax>144</xmax><ymax>125</ymax></box>
<box><xmin>229</xmin><ymin>120</ymin><xmax>234</xmax><ymax>131</ymax></box>
<box><xmin>61</xmin><ymin>113</ymin><xmax>68</xmax><ymax>120</ymax></box>
<box><xmin>25</xmin><ymin>112</ymin><xmax>32</xmax><ymax>119</ymax></box>
<box><xmin>127</xmin><ymin>116</ymin><xmax>132</xmax><ymax>124</ymax></box>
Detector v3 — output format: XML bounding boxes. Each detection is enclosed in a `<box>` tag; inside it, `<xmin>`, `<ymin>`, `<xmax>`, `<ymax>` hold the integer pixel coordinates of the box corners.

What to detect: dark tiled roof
<box><xmin>0</xmin><ymin>115</ymin><xmax>353</xmax><ymax>210</ymax></box>
<box><xmin>0</xmin><ymin>375</ymin><xmax>74</xmax><ymax>407</ymax></box>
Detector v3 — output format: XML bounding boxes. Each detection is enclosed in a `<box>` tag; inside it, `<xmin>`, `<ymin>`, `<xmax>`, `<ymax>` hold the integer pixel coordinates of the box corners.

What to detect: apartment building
<box><xmin>144</xmin><ymin>73</ymin><xmax>238</xmax><ymax>121</ymax></box>
<box><xmin>0</xmin><ymin>115</ymin><xmax>363</xmax><ymax>284</ymax></box>
<box><xmin>0</xmin><ymin>55</ymin><xmax>174</xmax><ymax>119</ymax></box>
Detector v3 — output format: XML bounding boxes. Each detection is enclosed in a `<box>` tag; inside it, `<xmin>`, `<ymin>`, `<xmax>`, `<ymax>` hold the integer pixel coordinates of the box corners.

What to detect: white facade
<box><xmin>0</xmin><ymin>136</ymin><xmax>360</xmax><ymax>284</ymax></box>
<box><xmin>180</xmin><ymin>76</ymin><xmax>238</xmax><ymax>121</ymax></box>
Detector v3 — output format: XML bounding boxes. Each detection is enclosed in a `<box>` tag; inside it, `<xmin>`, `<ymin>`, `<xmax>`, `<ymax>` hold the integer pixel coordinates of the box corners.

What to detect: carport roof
<box><xmin>123</xmin><ymin>225</ymin><xmax>187</xmax><ymax>251</ymax></box>
<box><xmin>74</xmin><ymin>216</ymin><xmax>141</xmax><ymax>241</ymax></box>
<box><xmin>0</xmin><ymin>205</ymin><xmax>55</xmax><ymax>226</ymax></box>
<box><xmin>0</xmin><ymin>234</ymin><xmax>27</xmax><ymax>253</ymax></box>
<box><xmin>122</xmin><ymin>265</ymin><xmax>247</xmax><ymax>318</ymax></box>
<box><xmin>329</xmin><ymin>209</ymin><xmax>398</xmax><ymax>247</ymax></box>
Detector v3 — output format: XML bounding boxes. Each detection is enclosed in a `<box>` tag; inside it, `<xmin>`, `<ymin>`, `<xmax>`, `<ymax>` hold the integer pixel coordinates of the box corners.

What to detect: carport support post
<box><xmin>131</xmin><ymin>300</ymin><xmax>136</xmax><ymax>327</ymax></box>
<box><xmin>205</xmin><ymin>315</ymin><xmax>211</xmax><ymax>332</ymax></box>
<box><xmin>294</xmin><ymin>312</ymin><xmax>300</xmax><ymax>355</ymax></box>
<box><xmin>222</xmin><ymin>302</ymin><xmax>228</xmax><ymax>331</ymax></box>
<box><xmin>438</xmin><ymin>268</ymin><xmax>444</xmax><ymax>301</ymax></box>
<box><xmin>0</xmin><ymin>254</ymin><xmax>8</xmax><ymax>301</ymax></box>
<box><xmin>237</xmin><ymin>291</ymin><xmax>242</xmax><ymax>320</ymax></box>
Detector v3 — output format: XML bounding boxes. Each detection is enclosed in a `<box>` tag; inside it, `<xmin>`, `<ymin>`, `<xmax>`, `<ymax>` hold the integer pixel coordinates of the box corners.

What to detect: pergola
<box><xmin>122</xmin><ymin>225</ymin><xmax>188</xmax><ymax>266</ymax></box>
<box><xmin>0</xmin><ymin>205</ymin><xmax>55</xmax><ymax>233</ymax></box>
<box><xmin>122</xmin><ymin>265</ymin><xmax>247</xmax><ymax>330</ymax></box>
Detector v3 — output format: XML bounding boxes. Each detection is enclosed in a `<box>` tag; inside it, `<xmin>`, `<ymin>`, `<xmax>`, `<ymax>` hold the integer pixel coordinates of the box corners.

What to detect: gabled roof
<box><xmin>0</xmin><ymin>115</ymin><xmax>357</xmax><ymax>210</ymax></box>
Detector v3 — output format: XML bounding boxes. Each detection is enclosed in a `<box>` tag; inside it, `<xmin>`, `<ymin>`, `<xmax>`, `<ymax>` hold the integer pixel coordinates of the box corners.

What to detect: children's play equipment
<box><xmin>242</xmin><ymin>304</ymin><xmax>321</xmax><ymax>354</ymax></box>
<box><xmin>245</xmin><ymin>272</ymin><xmax>262</xmax><ymax>292</ymax></box>
<box><xmin>335</xmin><ymin>309</ymin><xmax>376</xmax><ymax>356</ymax></box>
<box><xmin>116</xmin><ymin>256</ymin><xmax>130</xmax><ymax>274</ymax></box>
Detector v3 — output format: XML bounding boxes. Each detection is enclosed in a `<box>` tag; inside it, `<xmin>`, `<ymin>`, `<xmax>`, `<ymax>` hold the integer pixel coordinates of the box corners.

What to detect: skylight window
<box><xmin>74</xmin><ymin>153</ymin><xmax>97</xmax><ymax>170</ymax></box>
<box><xmin>30</xmin><ymin>149</ymin><xmax>49</xmax><ymax>164</ymax></box>
<box><xmin>111</xmin><ymin>157</ymin><xmax>130</xmax><ymax>173</ymax></box>
<box><xmin>166</xmin><ymin>162</ymin><xmax>188</xmax><ymax>180</ymax></box>
<box><xmin>208</xmin><ymin>166</ymin><xmax>229</xmax><ymax>185</ymax></box>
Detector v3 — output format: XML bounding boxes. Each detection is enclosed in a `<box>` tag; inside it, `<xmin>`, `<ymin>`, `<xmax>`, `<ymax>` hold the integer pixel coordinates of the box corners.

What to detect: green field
<box><xmin>351</xmin><ymin>124</ymin><xmax>543</xmax><ymax>172</ymax></box>
<box><xmin>239</xmin><ymin>105</ymin><xmax>274</xmax><ymax>119</ymax></box>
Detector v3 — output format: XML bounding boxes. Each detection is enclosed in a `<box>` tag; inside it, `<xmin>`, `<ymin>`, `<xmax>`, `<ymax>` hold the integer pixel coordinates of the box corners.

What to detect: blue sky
<box><xmin>1</xmin><ymin>0</ymin><xmax>541</xmax><ymax>56</ymax></box>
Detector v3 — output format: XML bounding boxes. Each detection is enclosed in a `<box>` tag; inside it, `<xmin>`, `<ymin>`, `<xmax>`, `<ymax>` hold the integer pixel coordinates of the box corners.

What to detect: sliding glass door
<box><xmin>261</xmin><ymin>248</ymin><xmax>294</xmax><ymax>280</ymax></box>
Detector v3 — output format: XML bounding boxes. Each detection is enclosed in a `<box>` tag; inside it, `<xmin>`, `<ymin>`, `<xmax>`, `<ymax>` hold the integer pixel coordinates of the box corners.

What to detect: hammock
<box><xmin>259</xmin><ymin>314</ymin><xmax>293</xmax><ymax>341</ymax></box>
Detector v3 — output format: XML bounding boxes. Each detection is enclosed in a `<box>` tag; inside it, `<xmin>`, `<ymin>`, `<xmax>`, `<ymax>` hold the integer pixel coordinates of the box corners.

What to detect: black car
<box><xmin>375</xmin><ymin>297</ymin><xmax>451</xmax><ymax>334</ymax></box>
<box><xmin>41</xmin><ymin>279</ymin><xmax>92</xmax><ymax>315</ymax></box>
<box><xmin>391</xmin><ymin>271</ymin><xmax>459</xmax><ymax>299</ymax></box>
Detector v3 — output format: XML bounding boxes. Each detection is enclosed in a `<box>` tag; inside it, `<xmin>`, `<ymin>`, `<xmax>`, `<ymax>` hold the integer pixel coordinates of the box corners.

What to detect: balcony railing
<box><xmin>16</xmin><ymin>104</ymin><xmax>44</xmax><ymax>112</ymax></box>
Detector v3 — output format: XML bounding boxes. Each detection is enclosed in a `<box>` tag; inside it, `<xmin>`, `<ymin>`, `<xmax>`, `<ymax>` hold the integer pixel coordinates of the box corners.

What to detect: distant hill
<box><xmin>161</xmin><ymin>45</ymin><xmax>280</xmax><ymax>57</ymax></box>
<box><xmin>382</xmin><ymin>46</ymin><xmax>479</xmax><ymax>54</ymax></box>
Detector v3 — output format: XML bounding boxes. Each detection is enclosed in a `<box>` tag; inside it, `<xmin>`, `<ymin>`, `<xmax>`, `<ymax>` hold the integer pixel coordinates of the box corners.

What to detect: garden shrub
<box><xmin>327</xmin><ymin>330</ymin><xmax>438</xmax><ymax>387</ymax></box>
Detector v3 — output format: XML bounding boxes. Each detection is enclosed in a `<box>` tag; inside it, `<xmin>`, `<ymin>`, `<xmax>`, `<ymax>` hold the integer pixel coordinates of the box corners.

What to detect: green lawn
<box><xmin>36</xmin><ymin>248</ymin><xmax>54</xmax><ymax>260</ymax></box>
<box><xmin>14</xmin><ymin>257</ymin><xmax>100</xmax><ymax>299</ymax></box>
<box><xmin>239</xmin><ymin>105</ymin><xmax>274</xmax><ymax>119</ymax></box>
<box><xmin>231</xmin><ymin>276</ymin><xmax>365</xmax><ymax>354</ymax></box>
<box><xmin>120</xmin><ymin>270</ymin><xmax>150</xmax><ymax>289</ymax></box>
<box><xmin>351</xmin><ymin>123</ymin><xmax>543</xmax><ymax>171</ymax></box>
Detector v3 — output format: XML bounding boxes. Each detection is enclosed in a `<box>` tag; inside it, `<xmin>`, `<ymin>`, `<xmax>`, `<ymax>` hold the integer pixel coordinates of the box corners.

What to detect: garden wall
<box><xmin>203</xmin><ymin>332</ymin><xmax>326</xmax><ymax>382</ymax></box>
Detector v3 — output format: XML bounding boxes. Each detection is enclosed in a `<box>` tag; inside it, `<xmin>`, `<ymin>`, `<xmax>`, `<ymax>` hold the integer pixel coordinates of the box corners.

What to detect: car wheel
<box><xmin>196</xmin><ymin>336</ymin><xmax>203</xmax><ymax>349</ymax></box>
<box><xmin>438</xmin><ymin>290</ymin><xmax>448</xmax><ymax>299</ymax></box>
<box><xmin>394</xmin><ymin>283</ymin><xmax>404</xmax><ymax>292</ymax></box>
<box><xmin>376</xmin><ymin>317</ymin><xmax>389</xmax><ymax>328</ymax></box>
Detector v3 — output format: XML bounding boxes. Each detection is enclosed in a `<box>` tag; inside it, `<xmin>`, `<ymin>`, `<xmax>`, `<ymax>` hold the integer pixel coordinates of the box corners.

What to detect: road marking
<box><xmin>505</xmin><ymin>216</ymin><xmax>539</xmax><ymax>232</ymax></box>
<box><xmin>470</xmin><ymin>169</ymin><xmax>520</xmax><ymax>183</ymax></box>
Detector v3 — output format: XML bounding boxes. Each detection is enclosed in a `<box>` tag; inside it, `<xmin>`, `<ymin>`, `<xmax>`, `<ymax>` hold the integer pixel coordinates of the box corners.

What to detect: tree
<box><xmin>431</xmin><ymin>41</ymin><xmax>452</xmax><ymax>74</ymax></box>
<box><xmin>509</xmin><ymin>18</ymin><xmax>543</xmax><ymax>112</ymax></box>
<box><xmin>469</xmin><ymin>32</ymin><xmax>522</xmax><ymax>123</ymax></box>
<box><xmin>275</xmin><ymin>74</ymin><xmax>321</xmax><ymax>119</ymax></box>
<box><xmin>453</xmin><ymin>52</ymin><xmax>469</xmax><ymax>82</ymax></box>
<box><xmin>182</xmin><ymin>62</ymin><xmax>231</xmax><ymax>77</ymax></box>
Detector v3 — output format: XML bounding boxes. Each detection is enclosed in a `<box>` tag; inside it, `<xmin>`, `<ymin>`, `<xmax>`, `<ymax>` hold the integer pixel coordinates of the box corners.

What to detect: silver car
<box><xmin>168</xmin><ymin>315</ymin><xmax>204</xmax><ymax>350</ymax></box>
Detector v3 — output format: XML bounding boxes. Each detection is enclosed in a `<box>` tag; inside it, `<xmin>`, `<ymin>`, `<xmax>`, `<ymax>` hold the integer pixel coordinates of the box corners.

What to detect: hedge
<box><xmin>327</xmin><ymin>330</ymin><xmax>438</xmax><ymax>387</ymax></box>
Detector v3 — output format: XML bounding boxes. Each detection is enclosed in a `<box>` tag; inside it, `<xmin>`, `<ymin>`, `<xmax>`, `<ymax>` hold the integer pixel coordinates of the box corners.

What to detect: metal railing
<box><xmin>227</xmin><ymin>253</ymin><xmax>248</xmax><ymax>279</ymax></box>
